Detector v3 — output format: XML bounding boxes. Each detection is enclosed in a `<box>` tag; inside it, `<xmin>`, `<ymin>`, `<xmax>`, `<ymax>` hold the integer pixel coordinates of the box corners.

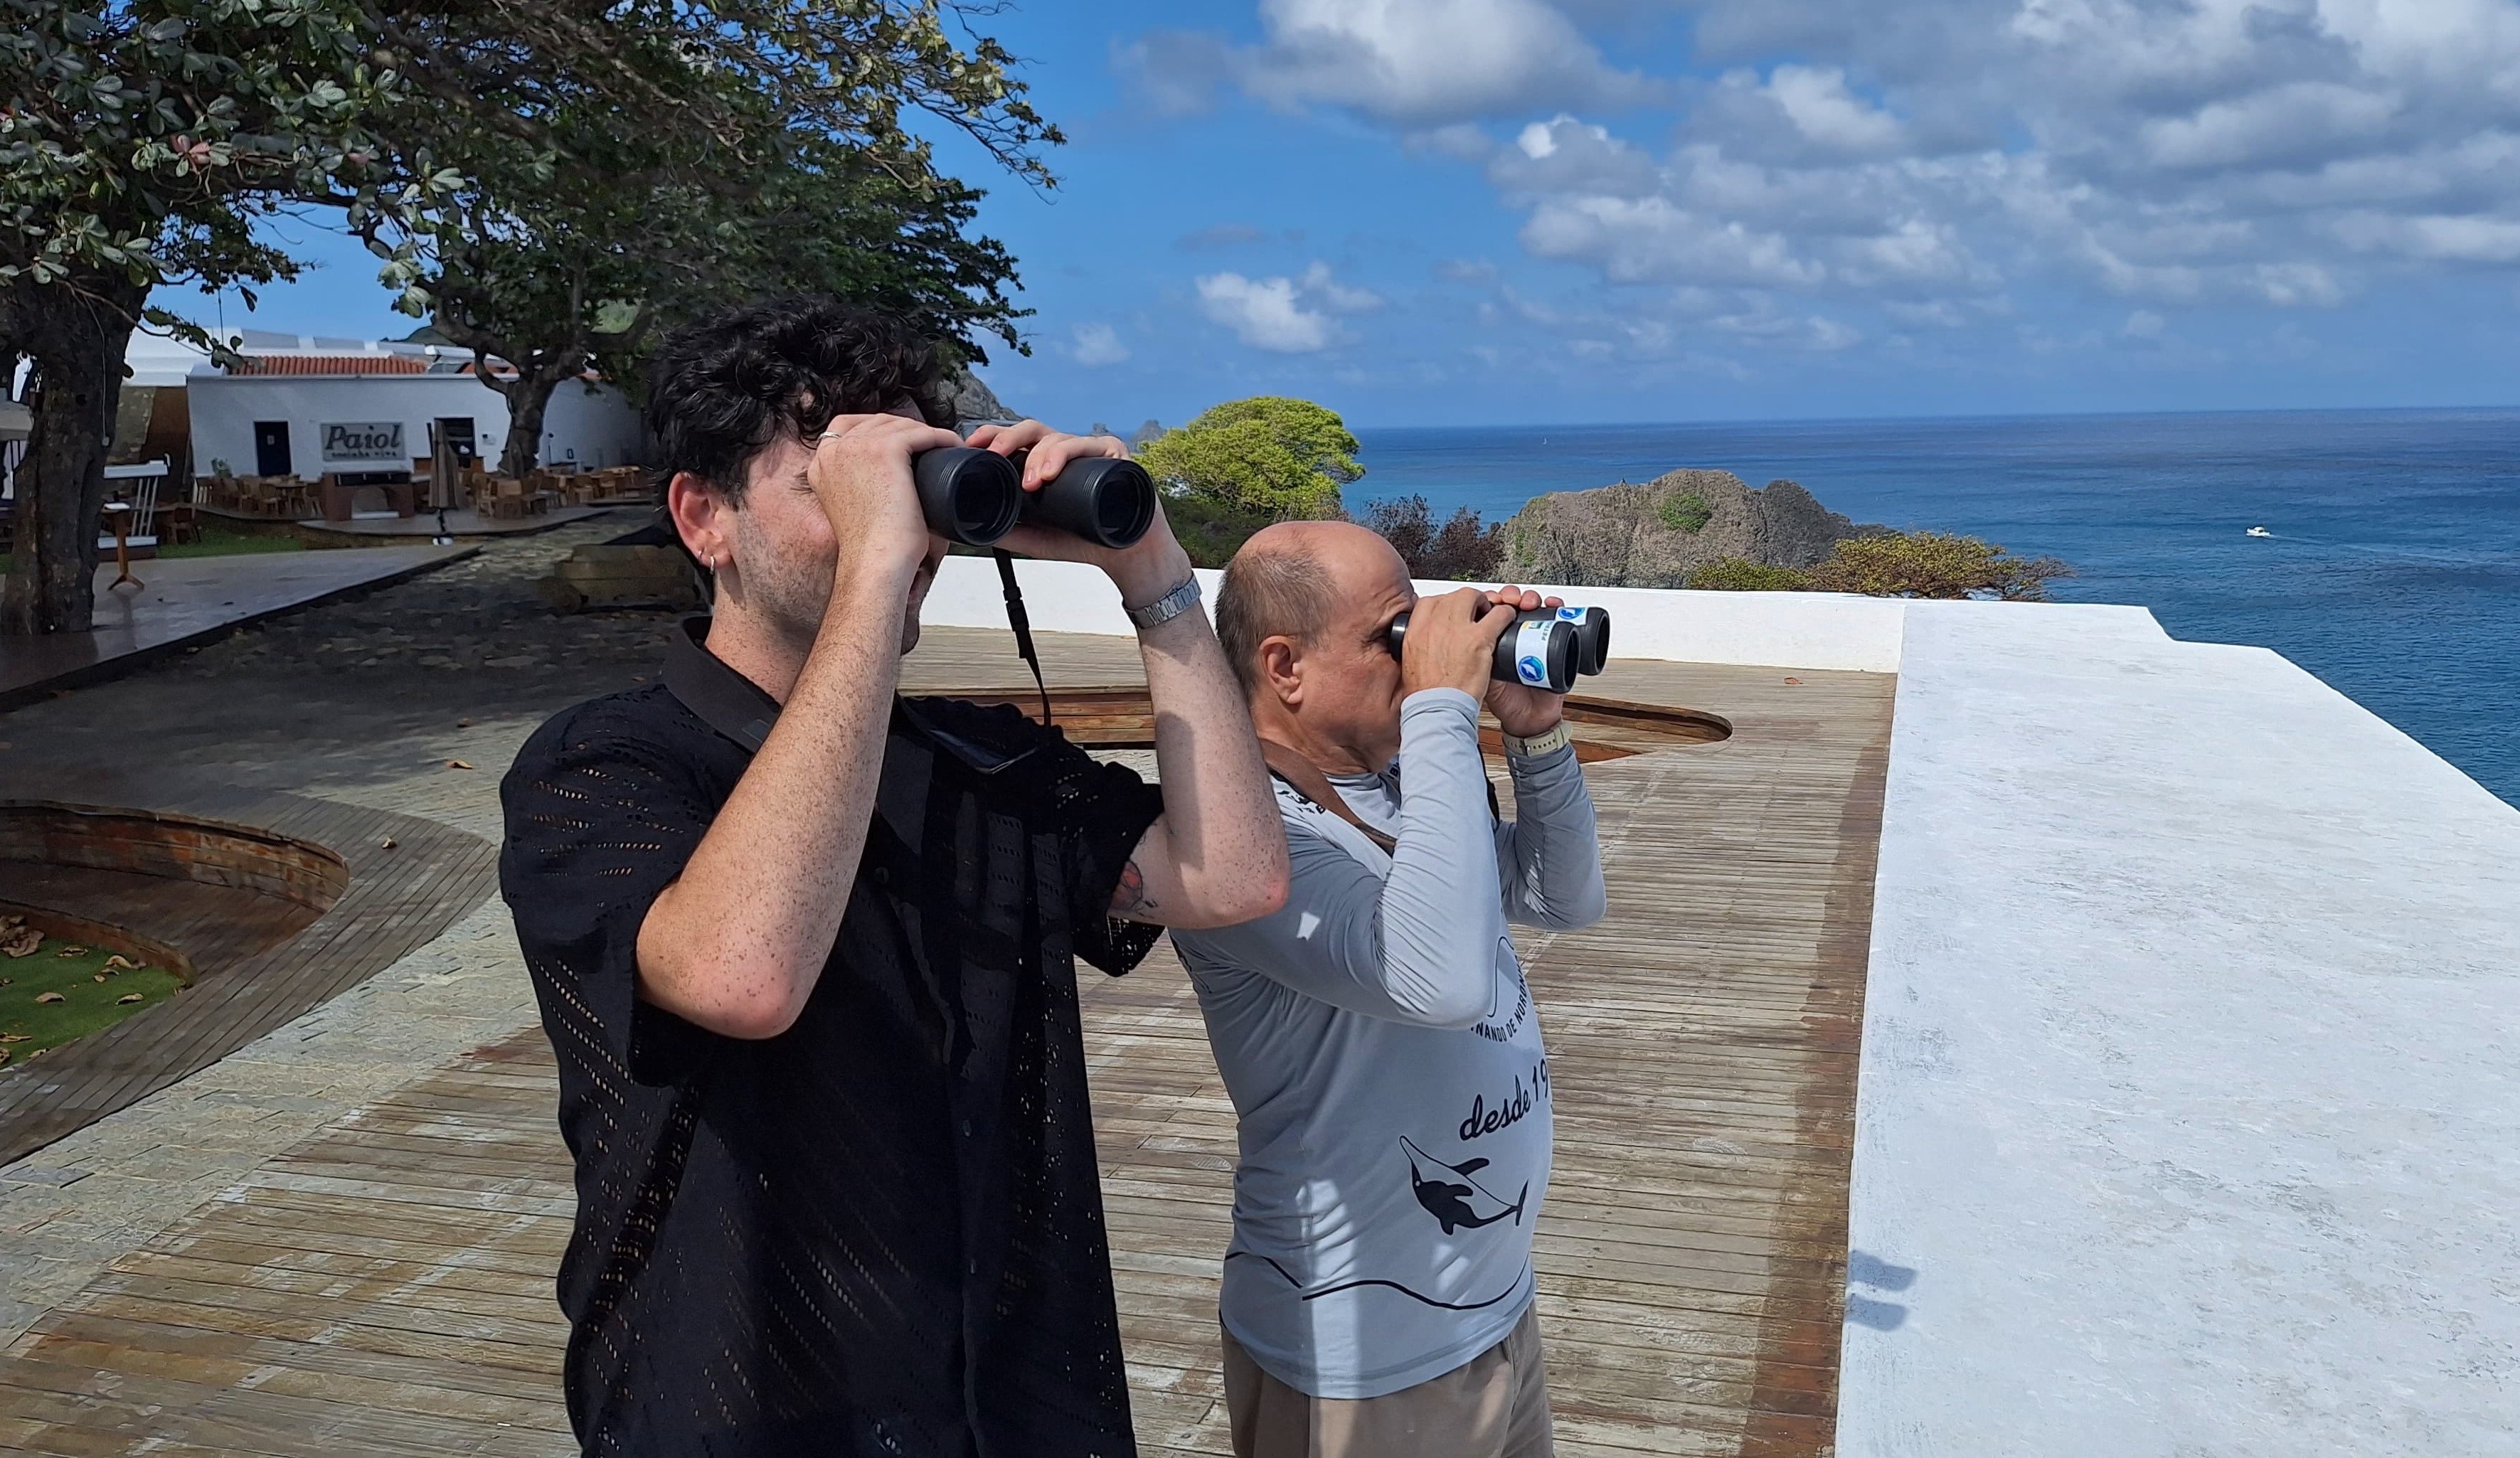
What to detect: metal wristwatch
<box><xmin>1125</xmin><ymin>575</ymin><xmax>1203</xmax><ymax>632</ymax></box>
<box><xmin>1501</xmin><ymin>721</ymin><xmax>1575</xmax><ymax>758</ymax></box>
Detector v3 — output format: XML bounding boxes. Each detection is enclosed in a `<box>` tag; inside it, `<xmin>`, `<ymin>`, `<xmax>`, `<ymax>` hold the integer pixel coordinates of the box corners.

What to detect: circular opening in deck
<box><xmin>0</xmin><ymin>802</ymin><xmax>349</xmax><ymax>912</ymax></box>
<box><xmin>946</xmin><ymin>688</ymin><xmax>1733</xmax><ymax>763</ymax></box>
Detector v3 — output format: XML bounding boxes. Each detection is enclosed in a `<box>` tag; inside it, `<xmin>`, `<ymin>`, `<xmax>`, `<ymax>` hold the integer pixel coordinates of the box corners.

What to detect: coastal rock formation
<box><xmin>948</xmin><ymin>367</ymin><xmax>1014</xmax><ymax>428</ymax></box>
<box><xmin>1497</xmin><ymin>468</ymin><xmax>1878</xmax><ymax>588</ymax></box>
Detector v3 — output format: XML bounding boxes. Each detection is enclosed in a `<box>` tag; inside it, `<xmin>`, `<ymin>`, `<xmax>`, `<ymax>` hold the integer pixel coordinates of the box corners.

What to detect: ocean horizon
<box><xmin>1344</xmin><ymin>405</ymin><xmax>2520</xmax><ymax>807</ymax></box>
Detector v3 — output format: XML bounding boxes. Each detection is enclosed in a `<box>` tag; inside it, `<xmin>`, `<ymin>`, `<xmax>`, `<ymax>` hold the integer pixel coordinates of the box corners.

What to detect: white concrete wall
<box><xmin>188</xmin><ymin>373</ymin><xmax>642</xmax><ymax>480</ymax></box>
<box><xmin>1839</xmin><ymin>602</ymin><xmax>2520</xmax><ymax>1455</ymax></box>
<box><xmin>541</xmin><ymin>379</ymin><xmax>645</xmax><ymax>471</ymax></box>
<box><xmin>923</xmin><ymin>552</ymin><xmax>2175</xmax><ymax>675</ymax></box>
<box><xmin>924</xmin><ymin>553</ymin><xmax>1927</xmax><ymax>672</ymax></box>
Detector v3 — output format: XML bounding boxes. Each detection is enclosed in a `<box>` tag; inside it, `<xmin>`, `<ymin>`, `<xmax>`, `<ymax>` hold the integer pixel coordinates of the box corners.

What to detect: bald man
<box><xmin>1171</xmin><ymin>523</ymin><xmax>1607</xmax><ymax>1458</ymax></box>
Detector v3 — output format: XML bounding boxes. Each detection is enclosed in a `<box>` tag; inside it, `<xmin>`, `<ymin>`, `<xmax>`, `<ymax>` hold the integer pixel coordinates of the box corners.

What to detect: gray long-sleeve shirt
<box><xmin>1170</xmin><ymin>688</ymin><xmax>1607</xmax><ymax>1398</ymax></box>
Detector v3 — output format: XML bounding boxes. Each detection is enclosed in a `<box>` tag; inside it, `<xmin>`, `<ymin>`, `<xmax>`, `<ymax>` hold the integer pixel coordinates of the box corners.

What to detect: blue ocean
<box><xmin>1347</xmin><ymin>409</ymin><xmax>2520</xmax><ymax>807</ymax></box>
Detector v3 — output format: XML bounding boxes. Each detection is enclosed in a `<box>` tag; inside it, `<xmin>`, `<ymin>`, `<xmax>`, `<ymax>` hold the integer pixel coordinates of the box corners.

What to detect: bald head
<box><xmin>1216</xmin><ymin>521</ymin><xmax>1411</xmax><ymax>698</ymax></box>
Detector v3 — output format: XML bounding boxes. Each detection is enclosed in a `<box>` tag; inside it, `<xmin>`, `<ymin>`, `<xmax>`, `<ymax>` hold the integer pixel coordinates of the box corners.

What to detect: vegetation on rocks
<box><xmin>1659</xmin><ymin>492</ymin><xmax>1713</xmax><ymax>534</ymax></box>
<box><xmin>1807</xmin><ymin>531</ymin><xmax>2071</xmax><ymax>600</ymax></box>
<box><xmin>1690</xmin><ymin>531</ymin><xmax>2073</xmax><ymax>600</ymax></box>
<box><xmin>1688</xmin><ymin>558</ymin><xmax>1814</xmax><ymax>592</ymax></box>
<box><xmin>1499</xmin><ymin>469</ymin><xmax>1866</xmax><ymax>588</ymax></box>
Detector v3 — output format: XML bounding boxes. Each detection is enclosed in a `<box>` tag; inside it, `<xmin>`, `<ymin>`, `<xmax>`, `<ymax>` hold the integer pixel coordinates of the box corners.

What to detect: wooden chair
<box><xmin>159</xmin><ymin>501</ymin><xmax>203</xmax><ymax>547</ymax></box>
<box><xmin>98</xmin><ymin>459</ymin><xmax>168</xmax><ymax>552</ymax></box>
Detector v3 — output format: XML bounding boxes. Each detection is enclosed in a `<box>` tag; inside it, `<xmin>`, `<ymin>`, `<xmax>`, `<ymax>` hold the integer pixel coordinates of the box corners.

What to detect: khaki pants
<box><xmin>1220</xmin><ymin>1304</ymin><xmax>1556</xmax><ymax>1458</ymax></box>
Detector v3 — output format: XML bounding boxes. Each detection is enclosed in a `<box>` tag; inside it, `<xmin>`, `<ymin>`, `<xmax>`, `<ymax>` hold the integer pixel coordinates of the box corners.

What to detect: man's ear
<box><xmin>666</xmin><ymin>472</ymin><xmax>730</xmax><ymax>575</ymax></box>
<box><xmin>1258</xmin><ymin>636</ymin><xmax>1302</xmax><ymax>708</ymax></box>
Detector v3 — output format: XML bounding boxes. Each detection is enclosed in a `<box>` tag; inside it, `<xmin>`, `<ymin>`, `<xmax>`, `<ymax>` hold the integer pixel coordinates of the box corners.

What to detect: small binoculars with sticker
<box><xmin>910</xmin><ymin>447</ymin><xmax>1157</xmax><ymax>549</ymax></box>
<box><xmin>1386</xmin><ymin>603</ymin><xmax>1610</xmax><ymax>695</ymax></box>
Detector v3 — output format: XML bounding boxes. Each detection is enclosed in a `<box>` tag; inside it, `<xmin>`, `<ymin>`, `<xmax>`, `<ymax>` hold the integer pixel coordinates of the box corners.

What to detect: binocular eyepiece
<box><xmin>912</xmin><ymin>447</ymin><xmax>1157</xmax><ymax>550</ymax></box>
<box><xmin>1386</xmin><ymin>603</ymin><xmax>1611</xmax><ymax>695</ymax></box>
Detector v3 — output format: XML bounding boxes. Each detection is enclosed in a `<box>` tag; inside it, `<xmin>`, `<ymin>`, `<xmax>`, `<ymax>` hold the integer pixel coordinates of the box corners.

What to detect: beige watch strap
<box><xmin>1501</xmin><ymin>720</ymin><xmax>1575</xmax><ymax>758</ymax></box>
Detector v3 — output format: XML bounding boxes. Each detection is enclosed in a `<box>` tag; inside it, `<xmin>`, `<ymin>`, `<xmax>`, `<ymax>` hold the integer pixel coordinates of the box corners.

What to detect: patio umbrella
<box><xmin>425</xmin><ymin>424</ymin><xmax>461</xmax><ymax>511</ymax></box>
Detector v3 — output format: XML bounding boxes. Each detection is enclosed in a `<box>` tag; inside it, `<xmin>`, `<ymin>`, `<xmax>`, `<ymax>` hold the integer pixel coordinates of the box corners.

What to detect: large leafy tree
<box><xmin>0</xmin><ymin>0</ymin><xmax>422</xmax><ymax>634</ymax></box>
<box><xmin>3</xmin><ymin>0</ymin><xmax>1056</xmax><ymax>634</ymax></box>
<box><xmin>374</xmin><ymin>1</ymin><xmax>1051</xmax><ymax>474</ymax></box>
<box><xmin>1136</xmin><ymin>397</ymin><xmax>1365</xmax><ymax>520</ymax></box>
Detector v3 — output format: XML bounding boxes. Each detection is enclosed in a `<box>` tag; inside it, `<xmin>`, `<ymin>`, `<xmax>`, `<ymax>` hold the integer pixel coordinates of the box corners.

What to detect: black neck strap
<box><xmin>994</xmin><ymin>549</ymin><xmax>1053</xmax><ymax>727</ymax></box>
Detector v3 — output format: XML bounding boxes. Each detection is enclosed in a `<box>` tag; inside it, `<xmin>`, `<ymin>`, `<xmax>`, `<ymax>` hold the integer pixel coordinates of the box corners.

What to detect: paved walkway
<box><xmin>294</xmin><ymin>505</ymin><xmax>622</xmax><ymax>541</ymax></box>
<box><xmin>0</xmin><ymin>548</ymin><xmax>476</xmax><ymax>708</ymax></box>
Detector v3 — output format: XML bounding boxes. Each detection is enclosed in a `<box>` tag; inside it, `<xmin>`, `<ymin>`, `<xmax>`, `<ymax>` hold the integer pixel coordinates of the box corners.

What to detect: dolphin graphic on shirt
<box><xmin>1400</xmin><ymin>1135</ymin><xmax>1528</xmax><ymax>1234</ymax></box>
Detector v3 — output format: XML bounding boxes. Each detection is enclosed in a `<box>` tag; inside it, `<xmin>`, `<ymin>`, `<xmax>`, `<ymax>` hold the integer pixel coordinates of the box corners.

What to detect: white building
<box><xmin>186</xmin><ymin>331</ymin><xmax>642</xmax><ymax>481</ymax></box>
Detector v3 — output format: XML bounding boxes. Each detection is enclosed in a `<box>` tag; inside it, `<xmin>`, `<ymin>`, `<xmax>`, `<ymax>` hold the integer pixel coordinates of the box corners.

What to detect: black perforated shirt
<box><xmin>499</xmin><ymin>627</ymin><xmax>1161</xmax><ymax>1458</ymax></box>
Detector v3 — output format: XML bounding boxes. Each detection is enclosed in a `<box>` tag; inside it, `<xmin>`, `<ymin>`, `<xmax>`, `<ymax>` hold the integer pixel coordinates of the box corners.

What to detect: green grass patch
<box><xmin>1659</xmin><ymin>491</ymin><xmax>1713</xmax><ymax>534</ymax></box>
<box><xmin>1</xmin><ymin>523</ymin><xmax>305</xmax><ymax>578</ymax></box>
<box><xmin>159</xmin><ymin>523</ymin><xmax>307</xmax><ymax>559</ymax></box>
<box><xmin>0</xmin><ymin>925</ymin><xmax>184</xmax><ymax>1067</ymax></box>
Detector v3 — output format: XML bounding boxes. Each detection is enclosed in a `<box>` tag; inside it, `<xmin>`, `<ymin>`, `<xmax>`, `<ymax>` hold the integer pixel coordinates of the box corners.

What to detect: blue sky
<box><xmin>200</xmin><ymin>0</ymin><xmax>2520</xmax><ymax>429</ymax></box>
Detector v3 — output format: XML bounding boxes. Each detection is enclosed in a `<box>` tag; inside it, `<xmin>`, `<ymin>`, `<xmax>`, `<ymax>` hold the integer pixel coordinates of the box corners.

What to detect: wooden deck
<box><xmin>0</xmin><ymin>793</ymin><xmax>498</xmax><ymax>1166</ymax></box>
<box><xmin>0</xmin><ymin>628</ymin><xmax>1893</xmax><ymax>1456</ymax></box>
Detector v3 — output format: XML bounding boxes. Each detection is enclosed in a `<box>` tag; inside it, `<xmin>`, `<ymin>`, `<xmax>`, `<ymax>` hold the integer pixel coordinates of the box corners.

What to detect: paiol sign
<box><xmin>321</xmin><ymin>421</ymin><xmax>407</xmax><ymax>465</ymax></box>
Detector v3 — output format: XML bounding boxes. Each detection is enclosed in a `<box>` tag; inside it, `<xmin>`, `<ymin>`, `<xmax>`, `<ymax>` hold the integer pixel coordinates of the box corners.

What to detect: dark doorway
<box><xmin>252</xmin><ymin>421</ymin><xmax>291</xmax><ymax>477</ymax></box>
<box><xmin>432</xmin><ymin>417</ymin><xmax>479</xmax><ymax>465</ymax></box>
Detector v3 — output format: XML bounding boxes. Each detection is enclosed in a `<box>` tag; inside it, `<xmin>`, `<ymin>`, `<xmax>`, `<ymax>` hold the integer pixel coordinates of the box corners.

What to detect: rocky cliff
<box><xmin>1496</xmin><ymin>468</ymin><xmax>1878</xmax><ymax>588</ymax></box>
<box><xmin>948</xmin><ymin>368</ymin><xmax>1014</xmax><ymax>429</ymax></box>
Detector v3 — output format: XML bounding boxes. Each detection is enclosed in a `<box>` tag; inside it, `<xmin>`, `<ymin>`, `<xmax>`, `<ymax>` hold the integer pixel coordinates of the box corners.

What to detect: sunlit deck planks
<box><xmin>0</xmin><ymin>627</ymin><xmax>1891</xmax><ymax>1457</ymax></box>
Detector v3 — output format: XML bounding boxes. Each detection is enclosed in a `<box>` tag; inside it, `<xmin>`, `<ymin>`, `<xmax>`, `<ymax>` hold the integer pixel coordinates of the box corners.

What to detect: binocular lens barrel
<box><xmin>1385</xmin><ymin>602</ymin><xmax>1609</xmax><ymax>696</ymax></box>
<box><xmin>1542</xmin><ymin>605</ymin><xmax>1611</xmax><ymax>676</ymax></box>
<box><xmin>910</xmin><ymin>447</ymin><xmax>1159</xmax><ymax>550</ymax></box>
<box><xmin>1499</xmin><ymin>616</ymin><xmax>1580</xmax><ymax>694</ymax></box>
<box><xmin>912</xmin><ymin>447</ymin><xmax>1024</xmax><ymax>546</ymax></box>
<box><xmin>1024</xmin><ymin>457</ymin><xmax>1157</xmax><ymax>550</ymax></box>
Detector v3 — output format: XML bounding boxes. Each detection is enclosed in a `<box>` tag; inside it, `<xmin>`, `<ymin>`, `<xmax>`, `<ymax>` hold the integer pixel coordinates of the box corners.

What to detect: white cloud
<box><xmin>1300</xmin><ymin>262</ymin><xmax>1386</xmax><ymax>312</ymax></box>
<box><xmin>1195</xmin><ymin>263</ymin><xmax>1385</xmax><ymax>351</ymax></box>
<box><xmin>2122</xmin><ymin>309</ymin><xmax>2167</xmax><ymax>339</ymax></box>
<box><xmin>2336</xmin><ymin>211</ymin><xmax>2520</xmax><ymax>263</ymax></box>
<box><xmin>1133</xmin><ymin>0</ymin><xmax>2520</xmax><ymax>363</ymax></box>
<box><xmin>1521</xmin><ymin>195</ymin><xmax>1825</xmax><ymax>287</ymax></box>
<box><xmin>1211</xmin><ymin>0</ymin><xmax>1652</xmax><ymax>125</ymax></box>
<box><xmin>1071</xmin><ymin>323</ymin><xmax>1130</xmax><ymax>366</ymax></box>
<box><xmin>1763</xmin><ymin>65</ymin><xmax>1903</xmax><ymax>154</ymax></box>
<box><xmin>1197</xmin><ymin>273</ymin><xmax>1335</xmax><ymax>351</ymax></box>
<box><xmin>2141</xmin><ymin>83</ymin><xmax>2401</xmax><ymax>171</ymax></box>
<box><xmin>1884</xmin><ymin>299</ymin><xmax>1969</xmax><ymax>328</ymax></box>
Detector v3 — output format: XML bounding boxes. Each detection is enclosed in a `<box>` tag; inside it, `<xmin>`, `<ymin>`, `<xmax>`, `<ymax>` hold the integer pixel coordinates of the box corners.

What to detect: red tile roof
<box><xmin>230</xmin><ymin>354</ymin><xmax>429</xmax><ymax>376</ymax></box>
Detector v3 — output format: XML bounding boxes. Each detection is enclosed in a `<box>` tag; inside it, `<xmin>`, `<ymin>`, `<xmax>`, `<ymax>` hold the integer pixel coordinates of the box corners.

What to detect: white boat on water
<box><xmin>2247</xmin><ymin>526</ymin><xmax>2272</xmax><ymax>538</ymax></box>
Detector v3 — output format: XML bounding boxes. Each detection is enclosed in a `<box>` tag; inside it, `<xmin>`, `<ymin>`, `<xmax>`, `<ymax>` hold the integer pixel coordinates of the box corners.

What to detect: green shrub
<box><xmin>1689</xmin><ymin>558</ymin><xmax>1812</xmax><ymax>591</ymax></box>
<box><xmin>1806</xmin><ymin>531</ymin><xmax>2072</xmax><ymax>600</ymax></box>
<box><xmin>1659</xmin><ymin>491</ymin><xmax>1712</xmax><ymax>534</ymax></box>
<box><xmin>1162</xmin><ymin>491</ymin><xmax>1281</xmax><ymax>570</ymax></box>
<box><xmin>1358</xmin><ymin>495</ymin><xmax>1504</xmax><ymax>581</ymax></box>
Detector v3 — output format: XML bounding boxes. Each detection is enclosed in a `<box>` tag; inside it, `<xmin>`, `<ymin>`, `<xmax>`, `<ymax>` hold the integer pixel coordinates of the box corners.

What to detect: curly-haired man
<box><xmin>499</xmin><ymin>298</ymin><xmax>1288</xmax><ymax>1457</ymax></box>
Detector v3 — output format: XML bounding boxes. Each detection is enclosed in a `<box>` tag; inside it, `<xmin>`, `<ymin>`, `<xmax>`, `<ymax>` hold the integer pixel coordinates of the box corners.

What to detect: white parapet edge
<box><xmin>923</xmin><ymin>553</ymin><xmax>2185</xmax><ymax>676</ymax></box>
<box><xmin>1839</xmin><ymin>600</ymin><xmax>2520</xmax><ymax>1454</ymax></box>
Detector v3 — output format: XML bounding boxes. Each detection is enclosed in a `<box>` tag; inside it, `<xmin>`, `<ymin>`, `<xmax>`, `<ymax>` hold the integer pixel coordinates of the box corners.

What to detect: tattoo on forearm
<box><xmin>1110</xmin><ymin>859</ymin><xmax>1158</xmax><ymax>920</ymax></box>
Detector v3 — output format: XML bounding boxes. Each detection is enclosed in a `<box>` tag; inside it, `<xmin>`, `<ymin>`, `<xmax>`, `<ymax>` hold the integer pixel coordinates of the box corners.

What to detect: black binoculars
<box><xmin>1386</xmin><ymin>604</ymin><xmax>1611</xmax><ymax>695</ymax></box>
<box><xmin>911</xmin><ymin>446</ymin><xmax>1157</xmax><ymax>550</ymax></box>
